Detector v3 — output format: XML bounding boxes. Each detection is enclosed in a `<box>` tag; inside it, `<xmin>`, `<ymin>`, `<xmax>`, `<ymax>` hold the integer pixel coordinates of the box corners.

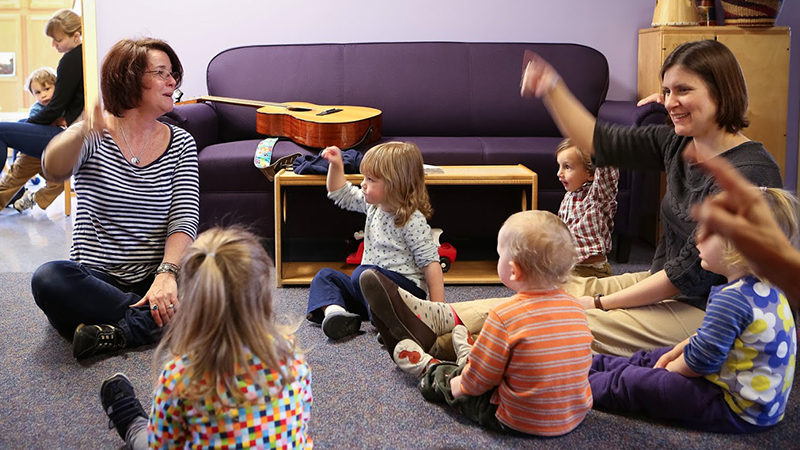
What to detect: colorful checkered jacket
<box><xmin>148</xmin><ymin>349</ymin><xmax>313</xmax><ymax>449</ymax></box>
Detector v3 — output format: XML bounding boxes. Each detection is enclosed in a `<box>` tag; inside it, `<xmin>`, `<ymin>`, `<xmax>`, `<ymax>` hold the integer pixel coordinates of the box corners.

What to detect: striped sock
<box><xmin>397</xmin><ymin>288</ymin><xmax>456</xmax><ymax>335</ymax></box>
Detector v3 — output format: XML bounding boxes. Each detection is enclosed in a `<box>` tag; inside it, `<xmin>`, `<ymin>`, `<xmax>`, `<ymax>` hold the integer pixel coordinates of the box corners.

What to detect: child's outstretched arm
<box><xmin>424</xmin><ymin>262</ymin><xmax>444</xmax><ymax>303</ymax></box>
<box><xmin>321</xmin><ymin>146</ymin><xmax>346</xmax><ymax>193</ymax></box>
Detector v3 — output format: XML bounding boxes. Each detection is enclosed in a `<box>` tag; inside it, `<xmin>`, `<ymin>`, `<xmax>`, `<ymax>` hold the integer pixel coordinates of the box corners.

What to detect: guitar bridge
<box><xmin>316</xmin><ymin>108</ymin><xmax>343</xmax><ymax>116</ymax></box>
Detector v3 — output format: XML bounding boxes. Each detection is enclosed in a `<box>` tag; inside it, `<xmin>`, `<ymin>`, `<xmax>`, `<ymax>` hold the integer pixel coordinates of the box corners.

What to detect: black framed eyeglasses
<box><xmin>145</xmin><ymin>69</ymin><xmax>179</xmax><ymax>81</ymax></box>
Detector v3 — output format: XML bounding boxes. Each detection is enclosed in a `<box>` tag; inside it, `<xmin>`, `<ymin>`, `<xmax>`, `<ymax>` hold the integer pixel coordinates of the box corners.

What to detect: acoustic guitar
<box><xmin>177</xmin><ymin>95</ymin><xmax>382</xmax><ymax>149</ymax></box>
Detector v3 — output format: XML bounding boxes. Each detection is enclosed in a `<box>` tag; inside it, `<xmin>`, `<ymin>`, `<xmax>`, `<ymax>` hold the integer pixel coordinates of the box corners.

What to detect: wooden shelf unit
<box><xmin>273</xmin><ymin>165</ymin><xmax>538</xmax><ymax>287</ymax></box>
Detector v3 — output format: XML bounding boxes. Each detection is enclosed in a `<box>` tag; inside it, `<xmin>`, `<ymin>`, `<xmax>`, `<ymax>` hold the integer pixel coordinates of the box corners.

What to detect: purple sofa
<box><xmin>167</xmin><ymin>42</ymin><xmax>665</xmax><ymax>263</ymax></box>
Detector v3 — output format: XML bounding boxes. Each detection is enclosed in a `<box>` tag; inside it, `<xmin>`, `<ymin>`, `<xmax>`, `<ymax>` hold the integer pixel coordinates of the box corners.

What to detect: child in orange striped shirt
<box><xmin>364</xmin><ymin>210</ymin><xmax>594</xmax><ymax>436</ymax></box>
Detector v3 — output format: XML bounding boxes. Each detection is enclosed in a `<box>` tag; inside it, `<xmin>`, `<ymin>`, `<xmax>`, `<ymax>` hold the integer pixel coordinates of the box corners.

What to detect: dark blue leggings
<box><xmin>31</xmin><ymin>260</ymin><xmax>162</xmax><ymax>347</ymax></box>
<box><xmin>306</xmin><ymin>265</ymin><xmax>426</xmax><ymax>324</ymax></box>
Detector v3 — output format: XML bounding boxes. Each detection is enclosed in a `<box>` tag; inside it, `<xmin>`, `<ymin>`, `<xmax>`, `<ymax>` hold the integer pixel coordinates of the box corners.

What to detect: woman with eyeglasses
<box><xmin>0</xmin><ymin>8</ymin><xmax>84</xmax><ymax>211</ymax></box>
<box><xmin>32</xmin><ymin>38</ymin><xmax>200</xmax><ymax>360</ymax></box>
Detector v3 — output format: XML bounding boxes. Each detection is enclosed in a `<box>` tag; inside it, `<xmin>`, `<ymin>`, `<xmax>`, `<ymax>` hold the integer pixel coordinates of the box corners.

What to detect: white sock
<box><xmin>397</xmin><ymin>288</ymin><xmax>456</xmax><ymax>335</ymax></box>
<box><xmin>324</xmin><ymin>305</ymin><xmax>347</xmax><ymax>316</ymax></box>
<box><xmin>393</xmin><ymin>339</ymin><xmax>440</xmax><ymax>378</ymax></box>
<box><xmin>452</xmin><ymin>325</ymin><xmax>474</xmax><ymax>366</ymax></box>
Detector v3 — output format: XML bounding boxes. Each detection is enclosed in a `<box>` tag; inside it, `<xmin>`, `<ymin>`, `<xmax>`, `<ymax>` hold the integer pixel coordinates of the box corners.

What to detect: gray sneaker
<box><xmin>13</xmin><ymin>190</ymin><xmax>35</xmax><ymax>213</ymax></box>
<box><xmin>321</xmin><ymin>310</ymin><xmax>361</xmax><ymax>340</ymax></box>
<box><xmin>100</xmin><ymin>373</ymin><xmax>147</xmax><ymax>439</ymax></box>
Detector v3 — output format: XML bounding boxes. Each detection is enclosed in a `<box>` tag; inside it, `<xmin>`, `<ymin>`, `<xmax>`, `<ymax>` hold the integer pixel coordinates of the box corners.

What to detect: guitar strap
<box><xmin>346</xmin><ymin>126</ymin><xmax>376</xmax><ymax>150</ymax></box>
<box><xmin>253</xmin><ymin>138</ymin><xmax>278</xmax><ymax>168</ymax></box>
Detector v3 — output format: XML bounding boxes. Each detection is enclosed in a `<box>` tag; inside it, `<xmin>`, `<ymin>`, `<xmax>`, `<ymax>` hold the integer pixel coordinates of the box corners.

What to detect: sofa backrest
<box><xmin>206</xmin><ymin>42</ymin><xmax>609</xmax><ymax>143</ymax></box>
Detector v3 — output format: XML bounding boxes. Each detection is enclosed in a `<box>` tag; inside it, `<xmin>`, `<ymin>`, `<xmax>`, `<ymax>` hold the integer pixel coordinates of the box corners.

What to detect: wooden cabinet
<box><xmin>638</xmin><ymin>26</ymin><xmax>791</xmax><ymax>177</ymax></box>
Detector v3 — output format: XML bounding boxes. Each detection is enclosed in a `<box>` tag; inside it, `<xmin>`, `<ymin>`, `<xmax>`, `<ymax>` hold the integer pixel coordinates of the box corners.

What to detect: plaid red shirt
<box><xmin>557</xmin><ymin>167</ymin><xmax>618</xmax><ymax>262</ymax></box>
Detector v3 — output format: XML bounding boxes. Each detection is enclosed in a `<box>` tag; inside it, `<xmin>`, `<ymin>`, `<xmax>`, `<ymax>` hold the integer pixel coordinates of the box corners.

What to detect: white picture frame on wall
<box><xmin>0</xmin><ymin>52</ymin><xmax>15</xmax><ymax>77</ymax></box>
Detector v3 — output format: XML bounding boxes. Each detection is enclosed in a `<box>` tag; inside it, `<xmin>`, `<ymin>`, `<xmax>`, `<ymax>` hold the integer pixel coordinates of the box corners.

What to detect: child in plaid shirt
<box><xmin>555</xmin><ymin>138</ymin><xmax>619</xmax><ymax>278</ymax></box>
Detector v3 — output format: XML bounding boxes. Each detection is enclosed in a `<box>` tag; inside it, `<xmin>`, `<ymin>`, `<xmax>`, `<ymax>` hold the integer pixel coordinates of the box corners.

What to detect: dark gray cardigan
<box><xmin>594</xmin><ymin>122</ymin><xmax>783</xmax><ymax>310</ymax></box>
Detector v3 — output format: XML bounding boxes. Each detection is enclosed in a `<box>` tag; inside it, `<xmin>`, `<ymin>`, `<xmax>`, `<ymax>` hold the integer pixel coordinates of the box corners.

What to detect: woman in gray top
<box><xmin>360</xmin><ymin>40</ymin><xmax>783</xmax><ymax>363</ymax></box>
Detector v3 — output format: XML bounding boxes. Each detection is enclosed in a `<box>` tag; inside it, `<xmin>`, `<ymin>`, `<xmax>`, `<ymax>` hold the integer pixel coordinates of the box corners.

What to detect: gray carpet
<box><xmin>2</xmin><ymin>246</ymin><xmax>798</xmax><ymax>449</ymax></box>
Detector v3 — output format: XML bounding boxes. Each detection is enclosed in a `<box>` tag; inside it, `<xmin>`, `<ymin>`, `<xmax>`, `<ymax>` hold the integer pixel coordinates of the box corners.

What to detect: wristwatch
<box><xmin>593</xmin><ymin>293</ymin><xmax>605</xmax><ymax>311</ymax></box>
<box><xmin>156</xmin><ymin>262</ymin><xmax>180</xmax><ymax>277</ymax></box>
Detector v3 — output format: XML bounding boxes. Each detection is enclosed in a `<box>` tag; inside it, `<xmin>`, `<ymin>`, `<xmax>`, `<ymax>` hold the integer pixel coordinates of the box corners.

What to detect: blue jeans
<box><xmin>31</xmin><ymin>260</ymin><xmax>162</xmax><ymax>347</ymax></box>
<box><xmin>0</xmin><ymin>120</ymin><xmax>63</xmax><ymax>159</ymax></box>
<box><xmin>306</xmin><ymin>265</ymin><xmax>427</xmax><ymax>323</ymax></box>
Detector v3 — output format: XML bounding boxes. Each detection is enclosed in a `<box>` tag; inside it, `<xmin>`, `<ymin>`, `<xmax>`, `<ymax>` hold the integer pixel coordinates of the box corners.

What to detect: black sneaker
<box><xmin>321</xmin><ymin>310</ymin><xmax>361</xmax><ymax>340</ymax></box>
<box><xmin>73</xmin><ymin>323</ymin><xmax>127</xmax><ymax>359</ymax></box>
<box><xmin>100</xmin><ymin>373</ymin><xmax>147</xmax><ymax>440</ymax></box>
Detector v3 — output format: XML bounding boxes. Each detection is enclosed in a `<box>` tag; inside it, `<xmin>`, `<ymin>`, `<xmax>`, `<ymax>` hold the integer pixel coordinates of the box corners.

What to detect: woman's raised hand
<box><xmin>82</xmin><ymin>102</ymin><xmax>105</xmax><ymax>136</ymax></box>
<box><xmin>520</xmin><ymin>53</ymin><xmax>561</xmax><ymax>99</ymax></box>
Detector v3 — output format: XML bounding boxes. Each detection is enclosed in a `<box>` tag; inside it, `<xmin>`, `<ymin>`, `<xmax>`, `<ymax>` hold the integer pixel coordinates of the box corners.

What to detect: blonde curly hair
<box><xmin>360</xmin><ymin>141</ymin><xmax>432</xmax><ymax>226</ymax></box>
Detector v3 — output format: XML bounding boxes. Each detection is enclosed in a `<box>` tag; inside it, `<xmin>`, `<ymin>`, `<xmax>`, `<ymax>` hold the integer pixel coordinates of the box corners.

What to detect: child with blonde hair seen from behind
<box><xmin>363</xmin><ymin>210</ymin><xmax>593</xmax><ymax>436</ymax></box>
<box><xmin>306</xmin><ymin>141</ymin><xmax>444</xmax><ymax>340</ymax></box>
<box><xmin>99</xmin><ymin>227</ymin><xmax>313</xmax><ymax>449</ymax></box>
<box><xmin>589</xmin><ymin>188</ymin><xmax>798</xmax><ymax>433</ymax></box>
<box><xmin>555</xmin><ymin>138</ymin><xmax>618</xmax><ymax>278</ymax></box>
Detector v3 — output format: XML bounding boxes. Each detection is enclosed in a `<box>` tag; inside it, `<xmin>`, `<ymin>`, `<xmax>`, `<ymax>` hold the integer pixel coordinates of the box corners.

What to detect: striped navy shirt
<box><xmin>70</xmin><ymin>123</ymin><xmax>200</xmax><ymax>285</ymax></box>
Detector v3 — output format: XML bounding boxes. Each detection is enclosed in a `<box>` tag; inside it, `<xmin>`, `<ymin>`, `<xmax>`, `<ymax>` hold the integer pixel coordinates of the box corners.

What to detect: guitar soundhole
<box><xmin>287</xmin><ymin>107</ymin><xmax>312</xmax><ymax>112</ymax></box>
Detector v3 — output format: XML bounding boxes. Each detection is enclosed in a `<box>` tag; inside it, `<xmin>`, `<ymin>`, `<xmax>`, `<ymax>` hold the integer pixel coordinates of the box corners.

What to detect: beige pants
<box><xmin>0</xmin><ymin>154</ymin><xmax>63</xmax><ymax>209</ymax></box>
<box><xmin>443</xmin><ymin>271</ymin><xmax>706</xmax><ymax>358</ymax></box>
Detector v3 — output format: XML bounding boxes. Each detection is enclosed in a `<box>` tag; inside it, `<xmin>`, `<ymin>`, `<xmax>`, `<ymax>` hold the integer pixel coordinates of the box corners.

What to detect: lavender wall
<box><xmin>95</xmin><ymin>0</ymin><xmax>799</xmax><ymax>188</ymax></box>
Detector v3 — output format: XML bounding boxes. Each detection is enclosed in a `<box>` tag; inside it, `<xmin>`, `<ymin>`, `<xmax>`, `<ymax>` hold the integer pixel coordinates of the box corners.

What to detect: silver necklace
<box><xmin>118</xmin><ymin>120</ymin><xmax>153</xmax><ymax>165</ymax></box>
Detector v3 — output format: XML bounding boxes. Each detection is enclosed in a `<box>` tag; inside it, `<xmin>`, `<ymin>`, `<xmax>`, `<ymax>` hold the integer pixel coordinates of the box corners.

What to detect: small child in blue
<box><xmin>589</xmin><ymin>187</ymin><xmax>798</xmax><ymax>433</ymax></box>
<box><xmin>306</xmin><ymin>141</ymin><xmax>444</xmax><ymax>340</ymax></box>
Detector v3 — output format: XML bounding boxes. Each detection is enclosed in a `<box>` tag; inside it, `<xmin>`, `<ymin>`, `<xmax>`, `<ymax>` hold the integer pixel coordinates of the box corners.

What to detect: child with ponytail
<box><xmin>99</xmin><ymin>227</ymin><xmax>313</xmax><ymax>449</ymax></box>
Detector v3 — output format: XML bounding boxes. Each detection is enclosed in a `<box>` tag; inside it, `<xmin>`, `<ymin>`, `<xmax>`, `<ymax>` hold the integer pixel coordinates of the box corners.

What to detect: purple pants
<box><xmin>589</xmin><ymin>347</ymin><xmax>768</xmax><ymax>434</ymax></box>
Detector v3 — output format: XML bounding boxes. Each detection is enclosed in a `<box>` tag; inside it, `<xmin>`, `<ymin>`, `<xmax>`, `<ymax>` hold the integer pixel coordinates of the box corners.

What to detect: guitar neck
<box><xmin>177</xmin><ymin>95</ymin><xmax>289</xmax><ymax>109</ymax></box>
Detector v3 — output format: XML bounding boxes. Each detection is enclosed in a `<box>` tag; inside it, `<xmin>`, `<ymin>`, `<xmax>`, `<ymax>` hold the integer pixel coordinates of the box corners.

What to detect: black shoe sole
<box><xmin>321</xmin><ymin>313</ymin><xmax>361</xmax><ymax>340</ymax></box>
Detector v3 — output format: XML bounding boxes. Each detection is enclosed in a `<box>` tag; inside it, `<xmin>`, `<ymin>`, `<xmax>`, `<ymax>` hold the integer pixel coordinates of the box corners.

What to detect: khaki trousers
<box><xmin>0</xmin><ymin>154</ymin><xmax>63</xmax><ymax>209</ymax></box>
<box><xmin>443</xmin><ymin>271</ymin><xmax>706</xmax><ymax>358</ymax></box>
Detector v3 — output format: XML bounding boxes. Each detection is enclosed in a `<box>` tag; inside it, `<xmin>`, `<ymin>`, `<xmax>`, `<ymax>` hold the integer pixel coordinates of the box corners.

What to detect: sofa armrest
<box><xmin>163</xmin><ymin>103</ymin><xmax>220</xmax><ymax>151</ymax></box>
<box><xmin>598</xmin><ymin>100</ymin><xmax>667</xmax><ymax>127</ymax></box>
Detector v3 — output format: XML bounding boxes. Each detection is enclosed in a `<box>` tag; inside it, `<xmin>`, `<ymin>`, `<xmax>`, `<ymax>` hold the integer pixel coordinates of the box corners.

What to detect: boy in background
<box><xmin>7</xmin><ymin>67</ymin><xmax>66</xmax><ymax>213</ymax></box>
<box><xmin>556</xmin><ymin>138</ymin><xmax>618</xmax><ymax>278</ymax></box>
